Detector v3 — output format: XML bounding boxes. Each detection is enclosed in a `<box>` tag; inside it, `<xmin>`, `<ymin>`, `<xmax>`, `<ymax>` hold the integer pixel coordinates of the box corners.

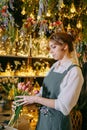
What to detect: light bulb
<box><xmin>70</xmin><ymin>3</ymin><xmax>76</xmax><ymax>13</ymax></box>
<box><xmin>46</xmin><ymin>10</ymin><xmax>51</xmax><ymax>17</ymax></box>
<box><xmin>76</xmin><ymin>20</ymin><xmax>82</xmax><ymax>29</ymax></box>
<box><xmin>30</xmin><ymin>13</ymin><xmax>34</xmax><ymax>19</ymax></box>
<box><xmin>61</xmin><ymin>2</ymin><xmax>65</xmax><ymax>8</ymax></box>
<box><xmin>21</xmin><ymin>7</ymin><xmax>26</xmax><ymax>15</ymax></box>
<box><xmin>37</xmin><ymin>15</ymin><xmax>41</xmax><ymax>20</ymax></box>
<box><xmin>67</xmin><ymin>23</ymin><xmax>71</xmax><ymax>30</ymax></box>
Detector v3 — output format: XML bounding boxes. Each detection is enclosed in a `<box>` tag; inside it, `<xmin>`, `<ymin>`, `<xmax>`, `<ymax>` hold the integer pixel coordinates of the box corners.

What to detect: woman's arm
<box><xmin>14</xmin><ymin>94</ymin><xmax>55</xmax><ymax>109</ymax></box>
<box><xmin>55</xmin><ymin>66</ymin><xmax>84</xmax><ymax>115</ymax></box>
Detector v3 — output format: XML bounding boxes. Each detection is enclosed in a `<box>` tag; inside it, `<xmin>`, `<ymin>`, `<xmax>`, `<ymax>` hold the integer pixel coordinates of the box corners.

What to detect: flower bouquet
<box><xmin>8</xmin><ymin>81</ymin><xmax>34</xmax><ymax>127</ymax></box>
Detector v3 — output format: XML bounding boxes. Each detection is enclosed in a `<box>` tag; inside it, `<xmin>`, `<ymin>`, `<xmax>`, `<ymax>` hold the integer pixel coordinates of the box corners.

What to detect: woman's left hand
<box><xmin>14</xmin><ymin>95</ymin><xmax>36</xmax><ymax>106</ymax></box>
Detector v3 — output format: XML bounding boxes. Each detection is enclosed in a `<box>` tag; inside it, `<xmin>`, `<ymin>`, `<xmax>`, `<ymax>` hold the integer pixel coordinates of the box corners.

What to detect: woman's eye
<box><xmin>52</xmin><ymin>45</ymin><xmax>56</xmax><ymax>49</ymax></box>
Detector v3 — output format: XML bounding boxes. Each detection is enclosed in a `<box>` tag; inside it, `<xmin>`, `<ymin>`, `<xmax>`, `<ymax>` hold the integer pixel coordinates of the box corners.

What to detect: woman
<box><xmin>13</xmin><ymin>32</ymin><xmax>84</xmax><ymax>130</ymax></box>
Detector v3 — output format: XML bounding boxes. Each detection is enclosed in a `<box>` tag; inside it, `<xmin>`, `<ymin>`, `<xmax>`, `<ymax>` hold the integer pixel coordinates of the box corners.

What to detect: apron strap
<box><xmin>64</xmin><ymin>64</ymin><xmax>80</xmax><ymax>74</ymax></box>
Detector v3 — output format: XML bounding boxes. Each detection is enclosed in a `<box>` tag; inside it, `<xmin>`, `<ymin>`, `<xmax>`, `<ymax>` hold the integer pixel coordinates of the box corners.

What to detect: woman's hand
<box><xmin>12</xmin><ymin>101</ymin><xmax>18</xmax><ymax>113</ymax></box>
<box><xmin>14</xmin><ymin>95</ymin><xmax>37</xmax><ymax>106</ymax></box>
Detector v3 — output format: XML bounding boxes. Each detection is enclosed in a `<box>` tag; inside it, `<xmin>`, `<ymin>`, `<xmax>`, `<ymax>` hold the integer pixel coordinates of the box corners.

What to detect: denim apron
<box><xmin>36</xmin><ymin>65</ymin><xmax>77</xmax><ymax>130</ymax></box>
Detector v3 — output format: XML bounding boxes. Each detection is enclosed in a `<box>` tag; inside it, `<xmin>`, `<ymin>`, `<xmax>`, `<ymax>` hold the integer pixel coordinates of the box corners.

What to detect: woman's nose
<box><xmin>50</xmin><ymin>49</ymin><xmax>53</xmax><ymax>54</ymax></box>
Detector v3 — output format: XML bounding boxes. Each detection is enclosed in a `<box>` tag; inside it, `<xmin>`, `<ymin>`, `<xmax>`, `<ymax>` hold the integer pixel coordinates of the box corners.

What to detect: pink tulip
<box><xmin>18</xmin><ymin>83</ymin><xmax>22</xmax><ymax>90</ymax></box>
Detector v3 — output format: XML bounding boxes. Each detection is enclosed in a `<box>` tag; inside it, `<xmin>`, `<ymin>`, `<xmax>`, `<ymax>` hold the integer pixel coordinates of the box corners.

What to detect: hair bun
<box><xmin>67</xmin><ymin>29</ymin><xmax>77</xmax><ymax>42</ymax></box>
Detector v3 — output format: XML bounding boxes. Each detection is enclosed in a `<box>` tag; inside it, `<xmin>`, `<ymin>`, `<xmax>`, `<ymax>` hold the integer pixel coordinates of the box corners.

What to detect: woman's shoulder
<box><xmin>68</xmin><ymin>63</ymin><xmax>83</xmax><ymax>80</ymax></box>
<box><xmin>69</xmin><ymin>63</ymin><xmax>81</xmax><ymax>73</ymax></box>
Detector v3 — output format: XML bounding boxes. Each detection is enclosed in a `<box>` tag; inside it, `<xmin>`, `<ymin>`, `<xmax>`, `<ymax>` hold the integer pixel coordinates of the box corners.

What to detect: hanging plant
<box><xmin>8</xmin><ymin>0</ymin><xmax>27</xmax><ymax>29</ymax></box>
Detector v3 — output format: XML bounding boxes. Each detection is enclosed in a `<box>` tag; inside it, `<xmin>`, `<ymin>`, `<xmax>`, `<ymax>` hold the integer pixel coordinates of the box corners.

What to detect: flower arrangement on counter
<box><xmin>8</xmin><ymin>80</ymin><xmax>40</xmax><ymax>127</ymax></box>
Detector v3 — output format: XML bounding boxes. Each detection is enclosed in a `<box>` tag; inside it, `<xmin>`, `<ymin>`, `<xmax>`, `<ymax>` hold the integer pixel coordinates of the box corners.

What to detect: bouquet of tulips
<box><xmin>8</xmin><ymin>81</ymin><xmax>34</xmax><ymax>127</ymax></box>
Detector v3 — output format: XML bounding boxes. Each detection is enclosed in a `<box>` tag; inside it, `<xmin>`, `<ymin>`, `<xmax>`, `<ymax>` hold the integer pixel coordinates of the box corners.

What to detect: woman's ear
<box><xmin>61</xmin><ymin>44</ymin><xmax>68</xmax><ymax>51</ymax></box>
<box><xmin>64</xmin><ymin>44</ymin><xmax>68</xmax><ymax>51</ymax></box>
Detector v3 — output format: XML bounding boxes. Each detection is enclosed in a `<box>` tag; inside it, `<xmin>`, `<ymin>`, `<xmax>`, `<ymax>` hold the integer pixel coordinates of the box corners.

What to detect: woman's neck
<box><xmin>59</xmin><ymin>55</ymin><xmax>71</xmax><ymax>65</ymax></box>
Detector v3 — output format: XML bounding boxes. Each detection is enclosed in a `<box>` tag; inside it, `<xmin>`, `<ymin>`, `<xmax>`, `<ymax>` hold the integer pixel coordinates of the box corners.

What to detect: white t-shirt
<box><xmin>38</xmin><ymin>59</ymin><xmax>84</xmax><ymax>115</ymax></box>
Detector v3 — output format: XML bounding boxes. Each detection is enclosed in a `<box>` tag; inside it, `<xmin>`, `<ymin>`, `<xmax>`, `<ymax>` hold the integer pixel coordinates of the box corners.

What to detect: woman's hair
<box><xmin>49</xmin><ymin>32</ymin><xmax>76</xmax><ymax>53</ymax></box>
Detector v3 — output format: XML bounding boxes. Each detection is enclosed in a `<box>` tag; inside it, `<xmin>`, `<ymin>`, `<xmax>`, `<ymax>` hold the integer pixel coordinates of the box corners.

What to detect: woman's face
<box><xmin>49</xmin><ymin>41</ymin><xmax>66</xmax><ymax>60</ymax></box>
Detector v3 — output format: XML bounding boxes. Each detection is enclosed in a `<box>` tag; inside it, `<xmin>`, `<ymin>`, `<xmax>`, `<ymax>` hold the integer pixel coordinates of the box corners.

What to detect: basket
<box><xmin>70</xmin><ymin>110</ymin><xmax>82</xmax><ymax>130</ymax></box>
